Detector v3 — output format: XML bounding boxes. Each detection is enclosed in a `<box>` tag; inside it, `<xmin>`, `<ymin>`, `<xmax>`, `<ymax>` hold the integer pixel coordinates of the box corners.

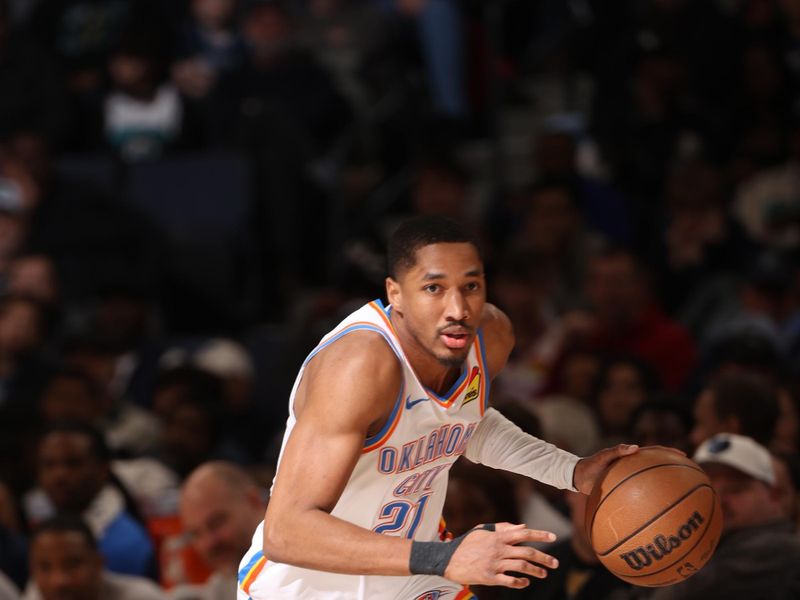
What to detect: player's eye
<box><xmin>464</xmin><ymin>281</ymin><xmax>480</xmax><ymax>291</ymax></box>
<box><xmin>424</xmin><ymin>284</ymin><xmax>440</xmax><ymax>294</ymax></box>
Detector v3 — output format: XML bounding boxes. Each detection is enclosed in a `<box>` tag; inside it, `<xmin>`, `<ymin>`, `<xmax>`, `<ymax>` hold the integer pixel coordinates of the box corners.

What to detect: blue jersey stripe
<box><xmin>238</xmin><ymin>550</ymin><xmax>263</xmax><ymax>586</ymax></box>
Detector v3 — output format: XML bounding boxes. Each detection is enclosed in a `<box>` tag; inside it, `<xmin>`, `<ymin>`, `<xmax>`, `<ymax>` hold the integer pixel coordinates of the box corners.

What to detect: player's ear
<box><xmin>386</xmin><ymin>277</ymin><xmax>402</xmax><ymax>311</ymax></box>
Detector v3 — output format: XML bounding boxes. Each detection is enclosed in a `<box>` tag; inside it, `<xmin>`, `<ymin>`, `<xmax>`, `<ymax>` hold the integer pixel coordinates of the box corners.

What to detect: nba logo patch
<box><xmin>462</xmin><ymin>367</ymin><xmax>481</xmax><ymax>406</ymax></box>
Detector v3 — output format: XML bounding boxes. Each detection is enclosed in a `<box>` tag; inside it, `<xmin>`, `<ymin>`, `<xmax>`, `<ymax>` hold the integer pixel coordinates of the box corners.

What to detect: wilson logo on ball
<box><xmin>619</xmin><ymin>511</ymin><xmax>705</xmax><ymax>571</ymax></box>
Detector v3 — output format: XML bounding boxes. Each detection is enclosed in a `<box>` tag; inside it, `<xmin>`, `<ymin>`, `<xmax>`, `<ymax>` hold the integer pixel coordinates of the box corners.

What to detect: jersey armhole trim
<box><xmin>238</xmin><ymin>551</ymin><xmax>267</xmax><ymax>594</ymax></box>
<box><xmin>476</xmin><ymin>329</ymin><xmax>490</xmax><ymax>416</ymax></box>
<box><xmin>362</xmin><ymin>379</ymin><xmax>405</xmax><ymax>453</ymax></box>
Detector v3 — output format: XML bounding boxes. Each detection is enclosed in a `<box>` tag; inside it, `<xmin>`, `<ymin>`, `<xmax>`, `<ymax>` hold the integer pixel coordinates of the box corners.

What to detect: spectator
<box><xmin>629</xmin><ymin>397</ymin><xmax>693</xmax><ymax>455</ymax></box>
<box><xmin>23</xmin><ymin>424</ymin><xmax>156</xmax><ymax>579</ymax></box>
<box><xmin>153</xmin><ymin>366</ymin><xmax>248</xmax><ymax>478</ymax></box>
<box><xmin>591</xmin><ymin>355</ymin><xmax>659</xmax><ymax>447</ymax></box>
<box><xmin>28</xmin><ymin>0</ymin><xmax>175</xmax><ymax>150</ymax></box>
<box><xmin>23</xmin><ymin>515</ymin><xmax>165</xmax><ymax>600</ymax></box>
<box><xmin>161</xmin><ymin>338</ymin><xmax>265</xmax><ymax>461</ymax></box>
<box><xmin>581</xmin><ymin>247</ymin><xmax>697</xmax><ymax>391</ymax></box>
<box><xmin>651</xmin><ymin>159</ymin><xmax>757</xmax><ymax>319</ymax></box>
<box><xmin>61</xmin><ymin>335</ymin><xmax>161</xmax><ymax>457</ymax></box>
<box><xmin>690</xmin><ymin>371</ymin><xmax>780</xmax><ymax>449</ymax></box>
<box><xmin>530</xmin><ymin>128</ymin><xmax>633</xmax><ymax>246</ymax></box>
<box><xmin>507</xmin><ymin>179</ymin><xmax>603</xmax><ymax>310</ymax></box>
<box><xmin>104</xmin><ymin>35</ymin><xmax>199</xmax><ymax>162</ymax></box>
<box><xmin>649</xmin><ymin>434</ymin><xmax>800</xmax><ymax>600</ymax></box>
<box><xmin>170</xmin><ymin>461</ymin><xmax>264</xmax><ymax>600</ymax></box>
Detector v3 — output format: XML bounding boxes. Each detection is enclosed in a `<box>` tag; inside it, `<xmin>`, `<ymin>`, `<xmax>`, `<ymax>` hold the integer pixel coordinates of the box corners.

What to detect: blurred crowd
<box><xmin>0</xmin><ymin>0</ymin><xmax>799</xmax><ymax>598</ymax></box>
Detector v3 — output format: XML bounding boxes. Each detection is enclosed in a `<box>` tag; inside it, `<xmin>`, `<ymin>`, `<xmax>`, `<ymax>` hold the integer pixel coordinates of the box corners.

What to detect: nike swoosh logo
<box><xmin>405</xmin><ymin>395</ymin><xmax>428</xmax><ymax>410</ymax></box>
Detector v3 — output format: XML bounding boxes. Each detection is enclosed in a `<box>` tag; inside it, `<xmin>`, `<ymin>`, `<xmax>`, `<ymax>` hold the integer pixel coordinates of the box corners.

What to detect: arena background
<box><xmin>0</xmin><ymin>1</ymin><xmax>798</xmax><ymax>599</ymax></box>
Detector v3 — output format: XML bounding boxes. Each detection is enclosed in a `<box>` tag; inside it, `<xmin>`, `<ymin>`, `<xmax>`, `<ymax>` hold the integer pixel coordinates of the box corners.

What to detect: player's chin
<box><xmin>434</xmin><ymin>348</ymin><xmax>470</xmax><ymax>368</ymax></box>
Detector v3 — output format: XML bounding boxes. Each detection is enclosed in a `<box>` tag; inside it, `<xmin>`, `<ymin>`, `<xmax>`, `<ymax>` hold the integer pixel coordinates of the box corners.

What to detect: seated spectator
<box><xmin>161</xmin><ymin>338</ymin><xmax>265</xmax><ymax>461</ymax></box>
<box><xmin>23</xmin><ymin>424</ymin><xmax>156</xmax><ymax>579</ymax></box>
<box><xmin>507</xmin><ymin>179</ymin><xmax>603</xmax><ymax>310</ymax></box>
<box><xmin>580</xmin><ymin>247</ymin><xmax>697</xmax><ymax>391</ymax></box>
<box><xmin>591</xmin><ymin>355</ymin><xmax>660</xmax><ymax>447</ymax></box>
<box><xmin>690</xmin><ymin>371</ymin><xmax>780</xmax><ymax>450</ymax></box>
<box><xmin>62</xmin><ymin>335</ymin><xmax>161</xmax><ymax>457</ymax></box>
<box><xmin>169</xmin><ymin>461</ymin><xmax>265</xmax><ymax>600</ymax></box>
<box><xmin>23</xmin><ymin>515</ymin><xmax>165</xmax><ymax>600</ymax></box>
<box><xmin>153</xmin><ymin>366</ymin><xmax>249</xmax><ymax>478</ymax></box>
<box><xmin>521</xmin><ymin>490</ymin><xmax>633</xmax><ymax>600</ymax></box>
<box><xmin>529</xmin><ymin>127</ymin><xmax>633</xmax><ymax>246</ymax></box>
<box><xmin>649</xmin><ymin>434</ymin><xmax>800</xmax><ymax>599</ymax></box>
<box><xmin>629</xmin><ymin>397</ymin><xmax>693</xmax><ymax>454</ymax></box>
<box><xmin>104</xmin><ymin>35</ymin><xmax>198</xmax><ymax>162</ymax></box>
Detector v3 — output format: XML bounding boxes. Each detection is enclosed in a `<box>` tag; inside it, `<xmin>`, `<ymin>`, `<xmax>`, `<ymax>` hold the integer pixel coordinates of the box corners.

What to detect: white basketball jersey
<box><xmin>238</xmin><ymin>300</ymin><xmax>489</xmax><ymax>599</ymax></box>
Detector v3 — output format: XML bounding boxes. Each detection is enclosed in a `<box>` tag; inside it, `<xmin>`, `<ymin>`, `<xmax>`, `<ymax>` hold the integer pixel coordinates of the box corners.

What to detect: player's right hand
<box><xmin>443</xmin><ymin>523</ymin><xmax>559</xmax><ymax>588</ymax></box>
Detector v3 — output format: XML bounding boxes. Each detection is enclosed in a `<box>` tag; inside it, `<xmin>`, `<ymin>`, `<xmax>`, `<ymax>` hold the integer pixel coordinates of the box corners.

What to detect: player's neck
<box><xmin>391</xmin><ymin>315</ymin><xmax>463</xmax><ymax>395</ymax></box>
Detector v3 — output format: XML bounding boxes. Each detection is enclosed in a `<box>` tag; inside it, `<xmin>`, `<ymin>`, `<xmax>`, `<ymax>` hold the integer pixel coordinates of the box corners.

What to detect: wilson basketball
<box><xmin>585</xmin><ymin>448</ymin><xmax>723</xmax><ymax>587</ymax></box>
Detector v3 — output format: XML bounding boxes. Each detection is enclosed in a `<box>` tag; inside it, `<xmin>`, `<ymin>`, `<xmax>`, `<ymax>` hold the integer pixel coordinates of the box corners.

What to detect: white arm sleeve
<box><xmin>465</xmin><ymin>407</ymin><xmax>580</xmax><ymax>491</ymax></box>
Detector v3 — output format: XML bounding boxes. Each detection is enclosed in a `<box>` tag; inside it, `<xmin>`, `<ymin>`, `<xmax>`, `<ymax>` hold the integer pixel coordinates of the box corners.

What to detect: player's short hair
<box><xmin>31</xmin><ymin>514</ymin><xmax>98</xmax><ymax>550</ymax></box>
<box><xmin>387</xmin><ymin>216</ymin><xmax>482</xmax><ymax>279</ymax></box>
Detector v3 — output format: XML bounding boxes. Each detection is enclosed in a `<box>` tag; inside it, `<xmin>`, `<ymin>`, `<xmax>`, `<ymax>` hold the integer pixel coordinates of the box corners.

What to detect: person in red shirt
<box><xmin>582</xmin><ymin>247</ymin><xmax>697</xmax><ymax>391</ymax></box>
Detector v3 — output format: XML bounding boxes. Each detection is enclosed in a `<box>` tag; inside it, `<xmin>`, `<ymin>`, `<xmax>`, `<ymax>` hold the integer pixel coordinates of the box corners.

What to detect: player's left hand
<box><xmin>573</xmin><ymin>444</ymin><xmax>686</xmax><ymax>495</ymax></box>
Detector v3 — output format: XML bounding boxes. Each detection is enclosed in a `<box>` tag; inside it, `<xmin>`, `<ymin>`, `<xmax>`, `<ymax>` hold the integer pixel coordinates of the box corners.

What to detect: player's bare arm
<box><xmin>262</xmin><ymin>330</ymin><xmax>414</xmax><ymax>575</ymax></box>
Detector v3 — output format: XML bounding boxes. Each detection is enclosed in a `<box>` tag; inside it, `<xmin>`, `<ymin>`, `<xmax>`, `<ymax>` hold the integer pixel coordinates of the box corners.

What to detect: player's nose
<box><xmin>444</xmin><ymin>289</ymin><xmax>469</xmax><ymax>321</ymax></box>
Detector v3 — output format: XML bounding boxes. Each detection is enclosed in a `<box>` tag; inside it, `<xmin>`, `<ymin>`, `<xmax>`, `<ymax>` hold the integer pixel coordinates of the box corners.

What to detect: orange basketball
<box><xmin>584</xmin><ymin>448</ymin><xmax>723</xmax><ymax>587</ymax></box>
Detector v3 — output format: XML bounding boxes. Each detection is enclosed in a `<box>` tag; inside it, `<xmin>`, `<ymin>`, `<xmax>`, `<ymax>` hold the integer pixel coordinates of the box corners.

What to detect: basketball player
<box><xmin>238</xmin><ymin>216</ymin><xmax>640</xmax><ymax>599</ymax></box>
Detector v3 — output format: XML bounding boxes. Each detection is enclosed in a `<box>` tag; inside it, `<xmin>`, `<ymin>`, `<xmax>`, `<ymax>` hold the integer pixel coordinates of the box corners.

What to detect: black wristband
<box><xmin>409</xmin><ymin>523</ymin><xmax>496</xmax><ymax>576</ymax></box>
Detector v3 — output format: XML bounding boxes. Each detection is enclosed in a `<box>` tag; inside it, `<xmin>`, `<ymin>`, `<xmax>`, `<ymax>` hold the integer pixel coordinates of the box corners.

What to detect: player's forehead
<box><xmin>401</xmin><ymin>242</ymin><xmax>483</xmax><ymax>280</ymax></box>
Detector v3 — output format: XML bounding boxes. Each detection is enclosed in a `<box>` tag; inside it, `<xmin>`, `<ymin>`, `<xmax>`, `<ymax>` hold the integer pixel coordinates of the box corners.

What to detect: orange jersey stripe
<box><xmin>240</xmin><ymin>556</ymin><xmax>267</xmax><ymax>594</ymax></box>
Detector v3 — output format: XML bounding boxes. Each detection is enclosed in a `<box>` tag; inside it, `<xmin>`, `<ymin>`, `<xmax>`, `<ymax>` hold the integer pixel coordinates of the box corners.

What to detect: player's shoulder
<box><xmin>479</xmin><ymin>303</ymin><xmax>514</xmax><ymax>378</ymax></box>
<box><xmin>480</xmin><ymin>303</ymin><xmax>513</xmax><ymax>341</ymax></box>
<box><xmin>310</xmin><ymin>328</ymin><xmax>403</xmax><ymax>385</ymax></box>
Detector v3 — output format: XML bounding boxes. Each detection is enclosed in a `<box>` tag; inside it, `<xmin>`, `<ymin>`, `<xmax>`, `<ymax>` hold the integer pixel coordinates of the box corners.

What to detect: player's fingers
<box><xmin>493</xmin><ymin>572</ymin><xmax>531</xmax><ymax>589</ymax></box>
<box><xmin>501</xmin><ymin>526</ymin><xmax>557</xmax><ymax>546</ymax></box>
<box><xmin>611</xmin><ymin>443</ymin><xmax>639</xmax><ymax>457</ymax></box>
<box><xmin>491</xmin><ymin>522</ymin><xmax>526</xmax><ymax>533</ymax></box>
<box><xmin>498</xmin><ymin>558</ymin><xmax>548</xmax><ymax>580</ymax></box>
<box><xmin>505</xmin><ymin>545</ymin><xmax>559</xmax><ymax>569</ymax></box>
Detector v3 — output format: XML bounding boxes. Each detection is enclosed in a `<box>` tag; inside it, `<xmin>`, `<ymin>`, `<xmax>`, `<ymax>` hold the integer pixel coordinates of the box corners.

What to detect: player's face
<box><xmin>30</xmin><ymin>531</ymin><xmax>102</xmax><ymax>600</ymax></box>
<box><xmin>388</xmin><ymin>243</ymin><xmax>485</xmax><ymax>368</ymax></box>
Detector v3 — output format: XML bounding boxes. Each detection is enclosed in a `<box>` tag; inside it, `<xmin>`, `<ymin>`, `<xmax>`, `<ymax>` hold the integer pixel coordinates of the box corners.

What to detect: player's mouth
<box><xmin>439</xmin><ymin>327</ymin><xmax>472</xmax><ymax>349</ymax></box>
